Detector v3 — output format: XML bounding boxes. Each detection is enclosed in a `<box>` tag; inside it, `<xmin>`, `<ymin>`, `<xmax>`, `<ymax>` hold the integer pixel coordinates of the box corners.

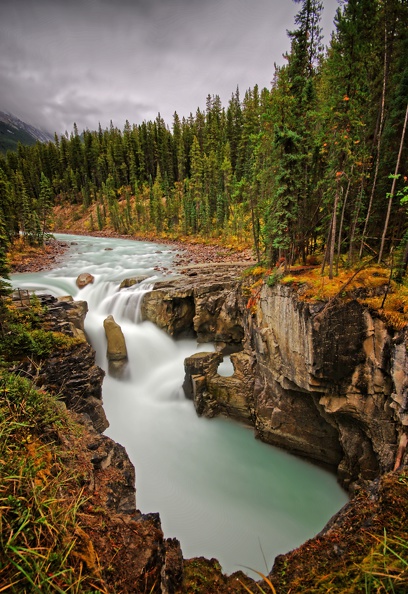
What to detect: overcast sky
<box><xmin>1</xmin><ymin>0</ymin><xmax>339</xmax><ymax>136</ymax></box>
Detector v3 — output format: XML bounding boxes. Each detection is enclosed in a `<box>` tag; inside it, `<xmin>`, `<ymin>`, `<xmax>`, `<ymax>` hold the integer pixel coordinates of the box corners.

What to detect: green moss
<box><xmin>0</xmin><ymin>297</ymin><xmax>83</xmax><ymax>362</ymax></box>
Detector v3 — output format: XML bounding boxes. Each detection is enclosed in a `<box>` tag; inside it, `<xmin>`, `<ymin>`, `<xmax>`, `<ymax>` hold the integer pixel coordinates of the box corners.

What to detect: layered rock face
<box><xmin>15</xmin><ymin>294</ymin><xmax>109</xmax><ymax>433</ymax></box>
<box><xmin>142</xmin><ymin>268</ymin><xmax>408</xmax><ymax>489</ymax></box>
<box><xmin>248</xmin><ymin>284</ymin><xmax>407</xmax><ymax>488</ymax></box>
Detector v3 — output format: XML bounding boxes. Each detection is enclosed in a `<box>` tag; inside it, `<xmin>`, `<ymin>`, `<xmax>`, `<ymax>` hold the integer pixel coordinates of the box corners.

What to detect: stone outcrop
<box><xmin>248</xmin><ymin>284</ymin><xmax>407</xmax><ymax>488</ymax></box>
<box><xmin>56</xmin><ymin>295</ymin><xmax>88</xmax><ymax>341</ymax></box>
<box><xmin>119</xmin><ymin>275</ymin><xmax>150</xmax><ymax>289</ymax></box>
<box><xmin>142</xmin><ymin>267</ymin><xmax>408</xmax><ymax>490</ymax></box>
<box><xmin>141</xmin><ymin>263</ymin><xmax>247</xmax><ymax>348</ymax></box>
<box><xmin>61</xmin><ymin>411</ymin><xmax>184</xmax><ymax>594</ymax></box>
<box><xmin>14</xmin><ymin>294</ymin><xmax>109</xmax><ymax>432</ymax></box>
<box><xmin>183</xmin><ymin>351</ymin><xmax>255</xmax><ymax>422</ymax></box>
<box><xmin>14</xmin><ymin>266</ymin><xmax>408</xmax><ymax>592</ymax></box>
<box><xmin>268</xmin><ymin>468</ymin><xmax>408</xmax><ymax>593</ymax></box>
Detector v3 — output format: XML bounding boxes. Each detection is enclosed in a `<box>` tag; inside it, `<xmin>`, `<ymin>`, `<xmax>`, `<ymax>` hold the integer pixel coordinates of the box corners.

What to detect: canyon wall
<box><xmin>141</xmin><ymin>267</ymin><xmax>408</xmax><ymax>489</ymax></box>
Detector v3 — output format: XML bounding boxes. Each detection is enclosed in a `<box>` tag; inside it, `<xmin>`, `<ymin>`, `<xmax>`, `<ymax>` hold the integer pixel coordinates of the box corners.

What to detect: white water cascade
<box><xmin>11</xmin><ymin>234</ymin><xmax>348</xmax><ymax>577</ymax></box>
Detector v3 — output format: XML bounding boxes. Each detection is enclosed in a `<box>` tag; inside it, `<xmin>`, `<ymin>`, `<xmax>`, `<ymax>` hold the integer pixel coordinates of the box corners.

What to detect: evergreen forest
<box><xmin>0</xmin><ymin>0</ymin><xmax>407</xmax><ymax>277</ymax></box>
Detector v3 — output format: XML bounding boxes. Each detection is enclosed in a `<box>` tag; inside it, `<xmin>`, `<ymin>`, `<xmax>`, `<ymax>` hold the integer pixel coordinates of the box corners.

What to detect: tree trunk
<box><xmin>329</xmin><ymin>180</ymin><xmax>340</xmax><ymax>279</ymax></box>
<box><xmin>336</xmin><ymin>174</ymin><xmax>350</xmax><ymax>274</ymax></box>
<box><xmin>349</xmin><ymin>177</ymin><xmax>364</xmax><ymax>265</ymax></box>
<box><xmin>359</xmin><ymin>24</ymin><xmax>388</xmax><ymax>258</ymax></box>
<box><xmin>378</xmin><ymin>102</ymin><xmax>408</xmax><ymax>263</ymax></box>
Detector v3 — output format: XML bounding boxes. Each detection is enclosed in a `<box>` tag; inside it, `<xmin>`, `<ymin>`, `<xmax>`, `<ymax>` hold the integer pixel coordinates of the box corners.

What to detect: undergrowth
<box><xmin>0</xmin><ymin>371</ymin><xmax>105</xmax><ymax>593</ymax></box>
<box><xmin>258</xmin><ymin>262</ymin><xmax>408</xmax><ymax>331</ymax></box>
<box><xmin>360</xmin><ymin>530</ymin><xmax>408</xmax><ymax>593</ymax></box>
<box><xmin>0</xmin><ymin>295</ymin><xmax>83</xmax><ymax>362</ymax></box>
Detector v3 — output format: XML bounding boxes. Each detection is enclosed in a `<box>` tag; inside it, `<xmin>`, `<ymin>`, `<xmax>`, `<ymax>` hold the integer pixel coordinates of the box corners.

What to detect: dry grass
<box><xmin>7</xmin><ymin>238</ymin><xmax>48</xmax><ymax>268</ymax></box>
<box><xmin>276</xmin><ymin>264</ymin><xmax>408</xmax><ymax>331</ymax></box>
<box><xmin>0</xmin><ymin>371</ymin><xmax>108</xmax><ymax>593</ymax></box>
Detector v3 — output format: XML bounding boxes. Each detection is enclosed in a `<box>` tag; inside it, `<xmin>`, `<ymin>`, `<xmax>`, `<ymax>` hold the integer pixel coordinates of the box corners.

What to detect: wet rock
<box><xmin>103</xmin><ymin>315</ymin><xmax>128</xmax><ymax>377</ymax></box>
<box><xmin>76</xmin><ymin>272</ymin><xmax>94</xmax><ymax>288</ymax></box>
<box><xmin>14</xmin><ymin>295</ymin><xmax>108</xmax><ymax>433</ymax></box>
<box><xmin>103</xmin><ymin>315</ymin><xmax>128</xmax><ymax>361</ymax></box>
<box><xmin>12</xmin><ymin>291</ymin><xmax>185</xmax><ymax>592</ymax></box>
<box><xmin>57</xmin><ymin>295</ymin><xmax>88</xmax><ymax>341</ymax></box>
<box><xmin>64</xmin><ymin>411</ymin><xmax>184</xmax><ymax>593</ymax></box>
<box><xmin>119</xmin><ymin>275</ymin><xmax>150</xmax><ymax>289</ymax></box>
<box><xmin>154</xmin><ymin>266</ymin><xmax>407</xmax><ymax>488</ymax></box>
<box><xmin>183</xmin><ymin>352</ymin><xmax>223</xmax><ymax>416</ymax></box>
<box><xmin>142</xmin><ymin>286</ymin><xmax>196</xmax><ymax>338</ymax></box>
<box><xmin>183</xmin><ymin>351</ymin><xmax>256</xmax><ymax>422</ymax></box>
<box><xmin>248</xmin><ymin>283</ymin><xmax>406</xmax><ymax>486</ymax></box>
<box><xmin>207</xmin><ymin>352</ymin><xmax>255</xmax><ymax>422</ymax></box>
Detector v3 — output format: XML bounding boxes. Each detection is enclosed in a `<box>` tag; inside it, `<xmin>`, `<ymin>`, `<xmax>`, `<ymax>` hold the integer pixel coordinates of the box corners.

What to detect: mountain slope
<box><xmin>0</xmin><ymin>110</ymin><xmax>53</xmax><ymax>153</ymax></box>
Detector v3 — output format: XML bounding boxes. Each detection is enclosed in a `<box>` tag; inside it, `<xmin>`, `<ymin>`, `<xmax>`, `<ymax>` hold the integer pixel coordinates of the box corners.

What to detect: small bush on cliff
<box><xmin>265</xmin><ymin>268</ymin><xmax>284</xmax><ymax>288</ymax></box>
<box><xmin>0</xmin><ymin>297</ymin><xmax>83</xmax><ymax>362</ymax></box>
<box><xmin>0</xmin><ymin>371</ymin><xmax>106</xmax><ymax>592</ymax></box>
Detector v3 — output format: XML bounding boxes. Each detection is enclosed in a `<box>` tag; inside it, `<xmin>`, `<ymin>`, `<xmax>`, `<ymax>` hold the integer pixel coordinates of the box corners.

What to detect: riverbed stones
<box><xmin>76</xmin><ymin>272</ymin><xmax>94</xmax><ymax>288</ymax></box>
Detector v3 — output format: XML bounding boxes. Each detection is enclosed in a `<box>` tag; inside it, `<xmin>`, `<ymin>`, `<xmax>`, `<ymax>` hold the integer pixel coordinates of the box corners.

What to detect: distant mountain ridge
<box><xmin>0</xmin><ymin>110</ymin><xmax>54</xmax><ymax>154</ymax></box>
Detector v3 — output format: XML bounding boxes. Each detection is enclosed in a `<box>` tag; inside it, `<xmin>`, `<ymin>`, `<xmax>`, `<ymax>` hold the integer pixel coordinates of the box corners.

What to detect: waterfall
<box><xmin>11</xmin><ymin>233</ymin><xmax>348</xmax><ymax>577</ymax></box>
<box><xmin>101</xmin><ymin>281</ymin><xmax>156</xmax><ymax>324</ymax></box>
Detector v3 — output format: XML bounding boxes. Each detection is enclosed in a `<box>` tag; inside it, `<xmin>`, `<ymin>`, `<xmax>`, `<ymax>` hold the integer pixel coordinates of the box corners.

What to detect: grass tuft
<box><xmin>0</xmin><ymin>370</ymin><xmax>106</xmax><ymax>593</ymax></box>
<box><xmin>359</xmin><ymin>530</ymin><xmax>408</xmax><ymax>593</ymax></box>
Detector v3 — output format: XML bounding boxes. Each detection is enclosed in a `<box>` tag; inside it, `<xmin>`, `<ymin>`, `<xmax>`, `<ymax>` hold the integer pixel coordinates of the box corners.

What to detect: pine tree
<box><xmin>38</xmin><ymin>173</ymin><xmax>54</xmax><ymax>242</ymax></box>
<box><xmin>264</xmin><ymin>0</ymin><xmax>324</xmax><ymax>265</ymax></box>
<box><xmin>0</xmin><ymin>212</ymin><xmax>11</xmax><ymax>303</ymax></box>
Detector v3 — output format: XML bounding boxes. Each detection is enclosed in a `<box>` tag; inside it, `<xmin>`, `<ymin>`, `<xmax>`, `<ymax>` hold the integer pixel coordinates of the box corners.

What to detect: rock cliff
<box><xmin>248</xmin><ymin>283</ymin><xmax>407</xmax><ymax>488</ymax></box>
<box><xmin>141</xmin><ymin>263</ymin><xmax>246</xmax><ymax>350</ymax></box>
<box><xmin>142</xmin><ymin>267</ymin><xmax>408</xmax><ymax>490</ymax></box>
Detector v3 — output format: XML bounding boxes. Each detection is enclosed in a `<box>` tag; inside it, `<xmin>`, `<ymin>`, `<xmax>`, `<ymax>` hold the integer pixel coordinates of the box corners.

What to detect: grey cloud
<box><xmin>1</xmin><ymin>0</ymin><xmax>340</xmax><ymax>135</ymax></box>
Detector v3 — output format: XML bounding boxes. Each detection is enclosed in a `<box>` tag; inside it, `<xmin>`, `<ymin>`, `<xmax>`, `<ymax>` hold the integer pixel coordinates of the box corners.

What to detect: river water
<box><xmin>11</xmin><ymin>234</ymin><xmax>348</xmax><ymax>576</ymax></box>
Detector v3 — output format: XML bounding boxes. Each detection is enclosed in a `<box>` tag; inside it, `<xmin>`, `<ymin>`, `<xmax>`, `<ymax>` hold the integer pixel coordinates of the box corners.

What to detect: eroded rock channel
<box><xmin>141</xmin><ymin>264</ymin><xmax>408</xmax><ymax>490</ymax></box>
<box><xmin>13</xmin><ymin>255</ymin><xmax>408</xmax><ymax>592</ymax></box>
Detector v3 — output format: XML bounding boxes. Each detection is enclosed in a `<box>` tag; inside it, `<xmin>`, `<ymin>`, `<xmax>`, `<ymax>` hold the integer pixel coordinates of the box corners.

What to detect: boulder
<box><xmin>103</xmin><ymin>315</ymin><xmax>128</xmax><ymax>361</ymax></box>
<box><xmin>76</xmin><ymin>272</ymin><xmax>94</xmax><ymax>288</ymax></box>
